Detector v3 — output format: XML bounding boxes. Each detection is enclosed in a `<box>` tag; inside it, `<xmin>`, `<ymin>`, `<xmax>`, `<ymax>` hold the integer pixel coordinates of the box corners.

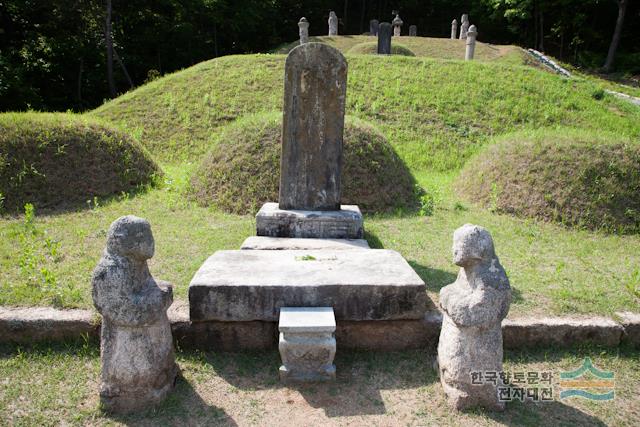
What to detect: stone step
<box><xmin>241</xmin><ymin>236</ymin><xmax>370</xmax><ymax>250</ymax></box>
<box><xmin>189</xmin><ymin>249</ymin><xmax>428</xmax><ymax>322</ymax></box>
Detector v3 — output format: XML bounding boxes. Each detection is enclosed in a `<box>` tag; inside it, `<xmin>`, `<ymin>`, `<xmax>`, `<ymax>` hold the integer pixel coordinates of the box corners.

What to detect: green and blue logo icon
<box><xmin>559</xmin><ymin>358</ymin><xmax>615</xmax><ymax>401</ymax></box>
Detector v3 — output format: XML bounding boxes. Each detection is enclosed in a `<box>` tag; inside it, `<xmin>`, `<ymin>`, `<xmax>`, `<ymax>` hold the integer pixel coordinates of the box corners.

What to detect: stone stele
<box><xmin>298</xmin><ymin>17</ymin><xmax>309</xmax><ymax>45</ymax></box>
<box><xmin>278</xmin><ymin>42</ymin><xmax>347</xmax><ymax>211</ymax></box>
<box><xmin>409</xmin><ymin>25</ymin><xmax>417</xmax><ymax>36</ymax></box>
<box><xmin>328</xmin><ymin>11</ymin><xmax>338</xmax><ymax>36</ymax></box>
<box><xmin>377</xmin><ymin>22</ymin><xmax>392</xmax><ymax>54</ymax></box>
<box><xmin>370</xmin><ymin>19</ymin><xmax>379</xmax><ymax>36</ymax></box>
<box><xmin>92</xmin><ymin>215</ymin><xmax>178</xmax><ymax>413</ymax></box>
<box><xmin>437</xmin><ymin>224</ymin><xmax>511</xmax><ymax>411</ymax></box>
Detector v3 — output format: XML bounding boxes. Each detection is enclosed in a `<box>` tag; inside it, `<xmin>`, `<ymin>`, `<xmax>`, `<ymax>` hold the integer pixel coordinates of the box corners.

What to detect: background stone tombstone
<box><xmin>392</xmin><ymin>14</ymin><xmax>403</xmax><ymax>36</ymax></box>
<box><xmin>298</xmin><ymin>17</ymin><xmax>309</xmax><ymax>45</ymax></box>
<box><xmin>370</xmin><ymin>19</ymin><xmax>379</xmax><ymax>36</ymax></box>
<box><xmin>377</xmin><ymin>22</ymin><xmax>392</xmax><ymax>54</ymax></box>
<box><xmin>279</xmin><ymin>43</ymin><xmax>347</xmax><ymax>211</ymax></box>
<box><xmin>459</xmin><ymin>14</ymin><xmax>469</xmax><ymax>39</ymax></box>
<box><xmin>409</xmin><ymin>25</ymin><xmax>417</xmax><ymax>36</ymax></box>
<box><xmin>451</xmin><ymin>19</ymin><xmax>458</xmax><ymax>39</ymax></box>
<box><xmin>328</xmin><ymin>11</ymin><xmax>338</xmax><ymax>35</ymax></box>
<box><xmin>465</xmin><ymin>25</ymin><xmax>478</xmax><ymax>60</ymax></box>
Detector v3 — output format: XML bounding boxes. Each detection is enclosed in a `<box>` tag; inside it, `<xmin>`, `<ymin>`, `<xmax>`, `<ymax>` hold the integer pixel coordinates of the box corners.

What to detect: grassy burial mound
<box><xmin>0</xmin><ymin>113</ymin><xmax>160</xmax><ymax>212</ymax></box>
<box><xmin>456</xmin><ymin>128</ymin><xmax>640</xmax><ymax>233</ymax></box>
<box><xmin>348</xmin><ymin>41</ymin><xmax>416</xmax><ymax>56</ymax></box>
<box><xmin>92</xmin><ymin>53</ymin><xmax>640</xmax><ymax>171</ymax></box>
<box><xmin>190</xmin><ymin>113</ymin><xmax>419</xmax><ymax>214</ymax></box>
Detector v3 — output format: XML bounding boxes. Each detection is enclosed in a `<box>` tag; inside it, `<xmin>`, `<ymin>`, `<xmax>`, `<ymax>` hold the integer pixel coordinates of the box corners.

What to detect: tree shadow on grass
<box><xmin>105</xmin><ymin>373</ymin><xmax>237</xmax><ymax>426</ymax></box>
<box><xmin>201</xmin><ymin>348</ymin><xmax>437</xmax><ymax>418</ymax></box>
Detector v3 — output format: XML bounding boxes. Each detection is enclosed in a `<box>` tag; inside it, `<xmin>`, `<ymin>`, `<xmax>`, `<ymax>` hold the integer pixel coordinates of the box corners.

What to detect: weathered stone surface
<box><xmin>465</xmin><ymin>25</ymin><xmax>477</xmax><ymax>60</ymax></box>
<box><xmin>503</xmin><ymin>317</ymin><xmax>623</xmax><ymax>348</ymax></box>
<box><xmin>189</xmin><ymin>249</ymin><xmax>428</xmax><ymax>322</ymax></box>
<box><xmin>377</xmin><ymin>22</ymin><xmax>392</xmax><ymax>54</ymax></box>
<box><xmin>370</xmin><ymin>19</ymin><xmax>379</xmax><ymax>35</ymax></box>
<box><xmin>298</xmin><ymin>17</ymin><xmax>309</xmax><ymax>44</ymax></box>
<box><xmin>392</xmin><ymin>14</ymin><xmax>403</xmax><ymax>37</ymax></box>
<box><xmin>278</xmin><ymin>43</ymin><xmax>347</xmax><ymax>211</ymax></box>
<box><xmin>459</xmin><ymin>14</ymin><xmax>469</xmax><ymax>39</ymax></box>
<box><xmin>328</xmin><ymin>11</ymin><xmax>338</xmax><ymax>35</ymax></box>
<box><xmin>279</xmin><ymin>307</ymin><xmax>336</xmax><ymax>382</ymax></box>
<box><xmin>256</xmin><ymin>202</ymin><xmax>363</xmax><ymax>239</ymax></box>
<box><xmin>409</xmin><ymin>25</ymin><xmax>417</xmax><ymax>36</ymax></box>
<box><xmin>616</xmin><ymin>312</ymin><xmax>640</xmax><ymax>347</ymax></box>
<box><xmin>338</xmin><ymin>312</ymin><xmax>442</xmax><ymax>351</ymax></box>
<box><xmin>438</xmin><ymin>224</ymin><xmax>511</xmax><ymax>412</ymax></box>
<box><xmin>92</xmin><ymin>215</ymin><xmax>177</xmax><ymax>414</ymax></box>
<box><xmin>451</xmin><ymin>19</ymin><xmax>458</xmax><ymax>39</ymax></box>
<box><xmin>241</xmin><ymin>236</ymin><xmax>370</xmax><ymax>250</ymax></box>
<box><xmin>0</xmin><ymin>306</ymin><xmax>98</xmax><ymax>343</ymax></box>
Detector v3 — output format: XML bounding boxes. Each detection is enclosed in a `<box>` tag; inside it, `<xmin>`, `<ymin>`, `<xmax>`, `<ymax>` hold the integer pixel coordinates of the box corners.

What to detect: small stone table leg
<box><xmin>278</xmin><ymin>307</ymin><xmax>336</xmax><ymax>382</ymax></box>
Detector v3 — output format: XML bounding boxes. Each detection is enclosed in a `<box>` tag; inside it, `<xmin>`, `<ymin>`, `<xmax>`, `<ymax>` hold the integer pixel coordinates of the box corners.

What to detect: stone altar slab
<box><xmin>189</xmin><ymin>249</ymin><xmax>427</xmax><ymax>322</ymax></box>
<box><xmin>241</xmin><ymin>236</ymin><xmax>370</xmax><ymax>250</ymax></box>
<box><xmin>256</xmin><ymin>202</ymin><xmax>363</xmax><ymax>239</ymax></box>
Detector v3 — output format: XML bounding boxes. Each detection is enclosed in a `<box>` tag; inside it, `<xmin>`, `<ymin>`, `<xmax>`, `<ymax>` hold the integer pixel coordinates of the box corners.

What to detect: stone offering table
<box><xmin>279</xmin><ymin>307</ymin><xmax>337</xmax><ymax>382</ymax></box>
<box><xmin>189</xmin><ymin>249</ymin><xmax>427</xmax><ymax>322</ymax></box>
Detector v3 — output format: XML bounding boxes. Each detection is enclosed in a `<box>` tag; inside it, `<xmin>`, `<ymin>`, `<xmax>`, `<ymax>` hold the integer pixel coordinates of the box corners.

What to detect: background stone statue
<box><xmin>437</xmin><ymin>224</ymin><xmax>511</xmax><ymax>411</ymax></box>
<box><xmin>328</xmin><ymin>11</ymin><xmax>338</xmax><ymax>36</ymax></box>
<box><xmin>92</xmin><ymin>215</ymin><xmax>177</xmax><ymax>413</ymax></box>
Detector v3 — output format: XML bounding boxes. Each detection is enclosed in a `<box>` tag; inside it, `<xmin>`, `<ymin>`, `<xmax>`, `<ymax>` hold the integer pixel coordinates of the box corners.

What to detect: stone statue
<box><xmin>437</xmin><ymin>224</ymin><xmax>511</xmax><ymax>411</ymax></box>
<box><xmin>451</xmin><ymin>19</ymin><xmax>458</xmax><ymax>39</ymax></box>
<box><xmin>92</xmin><ymin>215</ymin><xmax>178</xmax><ymax>413</ymax></box>
<box><xmin>392</xmin><ymin>14</ymin><xmax>403</xmax><ymax>37</ymax></box>
<box><xmin>328</xmin><ymin>11</ymin><xmax>338</xmax><ymax>36</ymax></box>
<box><xmin>459</xmin><ymin>14</ymin><xmax>469</xmax><ymax>39</ymax></box>
<box><xmin>298</xmin><ymin>17</ymin><xmax>309</xmax><ymax>45</ymax></box>
<box><xmin>465</xmin><ymin>25</ymin><xmax>478</xmax><ymax>60</ymax></box>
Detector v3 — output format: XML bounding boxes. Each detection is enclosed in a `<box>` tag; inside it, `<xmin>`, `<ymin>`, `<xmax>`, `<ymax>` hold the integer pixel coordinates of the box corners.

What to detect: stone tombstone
<box><xmin>459</xmin><ymin>14</ymin><xmax>469</xmax><ymax>39</ymax></box>
<box><xmin>377</xmin><ymin>22</ymin><xmax>392</xmax><ymax>54</ymax></box>
<box><xmin>392</xmin><ymin>14</ymin><xmax>403</xmax><ymax>37</ymax></box>
<box><xmin>451</xmin><ymin>19</ymin><xmax>458</xmax><ymax>39</ymax></box>
<box><xmin>298</xmin><ymin>17</ymin><xmax>309</xmax><ymax>45</ymax></box>
<box><xmin>279</xmin><ymin>43</ymin><xmax>347</xmax><ymax>211</ymax></box>
<box><xmin>328</xmin><ymin>11</ymin><xmax>338</xmax><ymax>36</ymax></box>
<box><xmin>465</xmin><ymin>25</ymin><xmax>478</xmax><ymax>60</ymax></box>
<box><xmin>92</xmin><ymin>215</ymin><xmax>177</xmax><ymax>413</ymax></box>
<box><xmin>370</xmin><ymin>19</ymin><xmax>379</xmax><ymax>36</ymax></box>
<box><xmin>409</xmin><ymin>25</ymin><xmax>417</xmax><ymax>36</ymax></box>
<box><xmin>437</xmin><ymin>224</ymin><xmax>511</xmax><ymax>411</ymax></box>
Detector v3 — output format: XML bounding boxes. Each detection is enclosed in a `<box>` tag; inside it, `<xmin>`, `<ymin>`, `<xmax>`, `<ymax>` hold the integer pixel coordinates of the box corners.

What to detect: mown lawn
<box><xmin>0</xmin><ymin>341</ymin><xmax>637</xmax><ymax>426</ymax></box>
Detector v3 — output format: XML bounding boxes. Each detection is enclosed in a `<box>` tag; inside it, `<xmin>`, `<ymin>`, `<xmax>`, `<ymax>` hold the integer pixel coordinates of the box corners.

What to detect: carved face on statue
<box><xmin>106</xmin><ymin>215</ymin><xmax>155</xmax><ymax>261</ymax></box>
<box><xmin>452</xmin><ymin>224</ymin><xmax>495</xmax><ymax>267</ymax></box>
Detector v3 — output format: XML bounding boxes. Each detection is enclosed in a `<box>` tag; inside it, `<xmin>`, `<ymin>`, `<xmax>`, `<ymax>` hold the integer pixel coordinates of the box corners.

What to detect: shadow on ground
<box><xmin>201</xmin><ymin>349</ymin><xmax>438</xmax><ymax>418</ymax></box>
<box><xmin>105</xmin><ymin>374</ymin><xmax>236</xmax><ymax>426</ymax></box>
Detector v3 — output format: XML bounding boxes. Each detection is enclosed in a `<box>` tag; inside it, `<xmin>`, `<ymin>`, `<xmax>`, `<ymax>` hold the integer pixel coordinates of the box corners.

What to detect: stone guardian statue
<box><xmin>328</xmin><ymin>11</ymin><xmax>338</xmax><ymax>36</ymax></box>
<box><xmin>92</xmin><ymin>215</ymin><xmax>178</xmax><ymax>413</ymax></box>
<box><xmin>437</xmin><ymin>224</ymin><xmax>511</xmax><ymax>411</ymax></box>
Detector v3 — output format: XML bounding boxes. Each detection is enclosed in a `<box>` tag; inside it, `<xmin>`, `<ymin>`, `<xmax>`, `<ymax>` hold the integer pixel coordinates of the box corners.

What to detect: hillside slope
<box><xmin>92</xmin><ymin>51</ymin><xmax>640</xmax><ymax>171</ymax></box>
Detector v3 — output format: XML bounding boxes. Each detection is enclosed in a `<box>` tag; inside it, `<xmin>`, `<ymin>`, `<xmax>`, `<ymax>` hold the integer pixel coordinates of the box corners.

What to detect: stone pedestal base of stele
<box><xmin>256</xmin><ymin>202</ymin><xmax>363</xmax><ymax>239</ymax></box>
<box><xmin>279</xmin><ymin>307</ymin><xmax>336</xmax><ymax>382</ymax></box>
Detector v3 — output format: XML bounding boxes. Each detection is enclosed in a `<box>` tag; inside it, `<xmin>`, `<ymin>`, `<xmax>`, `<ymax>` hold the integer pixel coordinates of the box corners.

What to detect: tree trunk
<box><xmin>603</xmin><ymin>0</ymin><xmax>628</xmax><ymax>73</ymax></box>
<box><xmin>77</xmin><ymin>58</ymin><xmax>83</xmax><ymax>107</ymax></box>
<box><xmin>539</xmin><ymin>10</ymin><xmax>544</xmax><ymax>52</ymax></box>
<box><xmin>343</xmin><ymin>0</ymin><xmax>349</xmax><ymax>32</ymax></box>
<box><xmin>113</xmin><ymin>49</ymin><xmax>134</xmax><ymax>89</ymax></box>
<box><xmin>359</xmin><ymin>0</ymin><xmax>366</xmax><ymax>34</ymax></box>
<box><xmin>105</xmin><ymin>0</ymin><xmax>116</xmax><ymax>98</ymax></box>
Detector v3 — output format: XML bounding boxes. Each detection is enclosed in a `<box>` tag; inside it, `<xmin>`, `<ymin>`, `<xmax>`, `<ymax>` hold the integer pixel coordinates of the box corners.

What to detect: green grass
<box><xmin>2</xmin><ymin>36</ymin><xmax>640</xmax><ymax>315</ymax></box>
<box><xmin>0</xmin><ymin>112</ymin><xmax>160</xmax><ymax>212</ymax></box>
<box><xmin>347</xmin><ymin>41</ymin><xmax>416</xmax><ymax>56</ymax></box>
<box><xmin>457</xmin><ymin>128</ymin><xmax>640</xmax><ymax>233</ymax></box>
<box><xmin>1</xmin><ymin>341</ymin><xmax>638</xmax><ymax>426</ymax></box>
